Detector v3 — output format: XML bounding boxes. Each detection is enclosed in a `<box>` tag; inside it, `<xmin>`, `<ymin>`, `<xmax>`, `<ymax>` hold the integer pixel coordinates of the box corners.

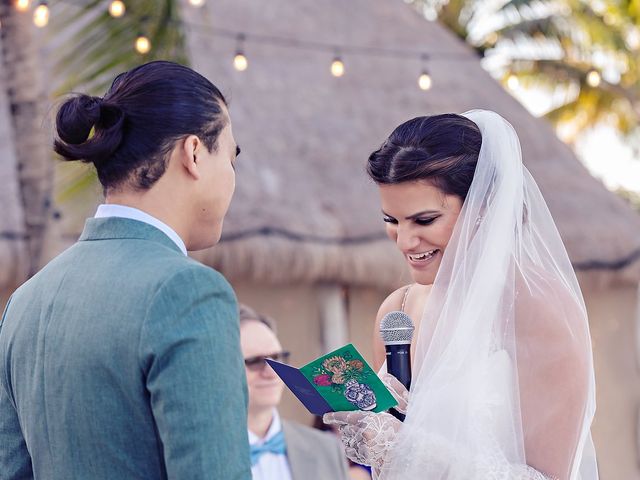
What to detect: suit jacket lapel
<box><xmin>283</xmin><ymin>421</ymin><xmax>320</xmax><ymax>480</ymax></box>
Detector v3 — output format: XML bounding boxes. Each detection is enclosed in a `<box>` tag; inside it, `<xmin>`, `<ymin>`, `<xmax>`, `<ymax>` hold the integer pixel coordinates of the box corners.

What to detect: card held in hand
<box><xmin>266</xmin><ymin>343</ymin><xmax>397</xmax><ymax>416</ymax></box>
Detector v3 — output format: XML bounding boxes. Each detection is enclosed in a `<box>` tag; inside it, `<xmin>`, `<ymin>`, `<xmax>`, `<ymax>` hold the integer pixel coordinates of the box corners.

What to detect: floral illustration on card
<box><xmin>312</xmin><ymin>352</ymin><xmax>377</xmax><ymax>410</ymax></box>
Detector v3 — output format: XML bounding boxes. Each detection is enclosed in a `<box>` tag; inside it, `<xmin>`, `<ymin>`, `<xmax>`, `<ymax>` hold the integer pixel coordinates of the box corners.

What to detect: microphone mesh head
<box><xmin>379</xmin><ymin>311</ymin><xmax>415</xmax><ymax>345</ymax></box>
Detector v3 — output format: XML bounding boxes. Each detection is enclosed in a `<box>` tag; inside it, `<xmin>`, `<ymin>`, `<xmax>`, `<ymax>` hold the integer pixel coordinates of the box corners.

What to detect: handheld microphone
<box><xmin>379</xmin><ymin>311</ymin><xmax>414</xmax><ymax>421</ymax></box>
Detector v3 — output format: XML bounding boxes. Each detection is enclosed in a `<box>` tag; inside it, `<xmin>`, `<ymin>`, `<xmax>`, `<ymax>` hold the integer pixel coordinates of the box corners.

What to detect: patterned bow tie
<box><xmin>250</xmin><ymin>430</ymin><xmax>287</xmax><ymax>466</ymax></box>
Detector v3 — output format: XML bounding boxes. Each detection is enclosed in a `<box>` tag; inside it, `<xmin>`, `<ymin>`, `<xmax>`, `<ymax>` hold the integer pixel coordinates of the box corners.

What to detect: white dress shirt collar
<box><xmin>94</xmin><ymin>204</ymin><xmax>187</xmax><ymax>256</ymax></box>
<box><xmin>248</xmin><ymin>410</ymin><xmax>292</xmax><ymax>480</ymax></box>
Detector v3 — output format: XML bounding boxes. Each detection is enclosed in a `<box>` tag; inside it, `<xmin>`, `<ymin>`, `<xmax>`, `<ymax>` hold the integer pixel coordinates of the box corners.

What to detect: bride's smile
<box><xmin>379</xmin><ymin>180</ymin><xmax>462</xmax><ymax>285</ymax></box>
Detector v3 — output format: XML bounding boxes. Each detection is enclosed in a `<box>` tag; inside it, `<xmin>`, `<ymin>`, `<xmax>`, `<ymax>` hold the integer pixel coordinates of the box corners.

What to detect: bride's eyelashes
<box><xmin>382</xmin><ymin>215</ymin><xmax>440</xmax><ymax>226</ymax></box>
<box><xmin>414</xmin><ymin>217</ymin><xmax>438</xmax><ymax>226</ymax></box>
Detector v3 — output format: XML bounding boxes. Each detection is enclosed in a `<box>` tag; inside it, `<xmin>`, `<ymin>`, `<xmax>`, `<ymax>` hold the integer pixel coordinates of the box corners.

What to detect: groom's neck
<box><xmin>248</xmin><ymin>408</ymin><xmax>275</xmax><ymax>439</ymax></box>
<box><xmin>104</xmin><ymin>190</ymin><xmax>188</xmax><ymax>246</ymax></box>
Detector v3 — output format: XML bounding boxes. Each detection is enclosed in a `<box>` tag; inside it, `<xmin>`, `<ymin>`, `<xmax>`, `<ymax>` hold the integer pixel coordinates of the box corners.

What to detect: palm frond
<box><xmin>414</xmin><ymin>0</ymin><xmax>640</xmax><ymax>142</ymax></box>
<box><xmin>52</xmin><ymin>0</ymin><xmax>188</xmax><ymax>96</ymax></box>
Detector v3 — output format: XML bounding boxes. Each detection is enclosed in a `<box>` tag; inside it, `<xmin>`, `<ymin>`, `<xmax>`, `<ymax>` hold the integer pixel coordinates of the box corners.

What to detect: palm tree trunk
<box><xmin>0</xmin><ymin>0</ymin><xmax>53</xmax><ymax>277</ymax></box>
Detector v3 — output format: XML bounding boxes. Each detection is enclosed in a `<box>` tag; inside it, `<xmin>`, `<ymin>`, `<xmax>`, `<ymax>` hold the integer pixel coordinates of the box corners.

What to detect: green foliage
<box><xmin>52</xmin><ymin>0</ymin><xmax>189</xmax><ymax>96</ymax></box>
<box><xmin>616</xmin><ymin>186</ymin><xmax>640</xmax><ymax>211</ymax></box>
<box><xmin>413</xmin><ymin>0</ymin><xmax>640</xmax><ymax>140</ymax></box>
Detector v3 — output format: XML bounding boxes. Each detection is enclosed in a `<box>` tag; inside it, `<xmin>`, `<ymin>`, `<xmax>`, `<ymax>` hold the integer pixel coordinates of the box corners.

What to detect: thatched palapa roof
<box><xmin>182</xmin><ymin>0</ymin><xmax>640</xmax><ymax>289</ymax></box>
<box><xmin>2</xmin><ymin>0</ymin><xmax>639</xmax><ymax>294</ymax></box>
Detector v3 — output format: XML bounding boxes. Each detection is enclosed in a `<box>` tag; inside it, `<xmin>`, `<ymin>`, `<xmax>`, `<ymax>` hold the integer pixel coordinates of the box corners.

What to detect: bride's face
<box><xmin>379</xmin><ymin>180</ymin><xmax>462</xmax><ymax>285</ymax></box>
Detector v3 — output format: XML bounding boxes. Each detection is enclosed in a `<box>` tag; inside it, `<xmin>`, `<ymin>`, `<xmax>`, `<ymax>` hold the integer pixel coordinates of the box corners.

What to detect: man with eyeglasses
<box><xmin>239</xmin><ymin>304</ymin><xmax>350</xmax><ymax>480</ymax></box>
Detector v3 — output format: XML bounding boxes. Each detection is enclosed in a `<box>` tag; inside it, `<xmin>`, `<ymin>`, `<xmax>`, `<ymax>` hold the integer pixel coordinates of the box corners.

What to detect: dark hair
<box><xmin>54</xmin><ymin>61</ymin><xmax>228</xmax><ymax>192</ymax></box>
<box><xmin>238</xmin><ymin>303</ymin><xmax>277</xmax><ymax>333</ymax></box>
<box><xmin>367</xmin><ymin>114</ymin><xmax>482</xmax><ymax>201</ymax></box>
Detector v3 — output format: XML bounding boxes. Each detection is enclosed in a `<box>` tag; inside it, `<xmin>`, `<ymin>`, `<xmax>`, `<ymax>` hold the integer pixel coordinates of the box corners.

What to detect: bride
<box><xmin>324</xmin><ymin>110</ymin><xmax>598</xmax><ymax>480</ymax></box>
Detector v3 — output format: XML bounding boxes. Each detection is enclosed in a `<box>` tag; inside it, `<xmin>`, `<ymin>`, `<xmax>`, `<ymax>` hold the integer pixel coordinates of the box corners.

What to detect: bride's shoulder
<box><xmin>515</xmin><ymin>267</ymin><xmax>590</xmax><ymax>376</ymax></box>
<box><xmin>373</xmin><ymin>283</ymin><xmax>432</xmax><ymax>369</ymax></box>
<box><xmin>375</xmin><ymin>283</ymin><xmax>432</xmax><ymax>322</ymax></box>
<box><xmin>378</xmin><ymin>285</ymin><xmax>411</xmax><ymax>315</ymax></box>
<box><xmin>372</xmin><ymin>285</ymin><xmax>413</xmax><ymax>370</ymax></box>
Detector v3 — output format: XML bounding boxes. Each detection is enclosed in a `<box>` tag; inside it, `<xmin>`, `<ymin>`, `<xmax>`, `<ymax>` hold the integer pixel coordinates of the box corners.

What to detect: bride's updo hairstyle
<box><xmin>367</xmin><ymin>114</ymin><xmax>482</xmax><ymax>202</ymax></box>
<box><xmin>54</xmin><ymin>61</ymin><xmax>228</xmax><ymax>193</ymax></box>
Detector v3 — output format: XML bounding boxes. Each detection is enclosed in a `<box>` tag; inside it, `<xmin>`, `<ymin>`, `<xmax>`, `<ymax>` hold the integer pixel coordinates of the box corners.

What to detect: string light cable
<box><xmin>11</xmin><ymin>0</ymin><xmax>485</xmax><ymax>90</ymax></box>
<box><xmin>11</xmin><ymin>0</ymin><xmax>609</xmax><ymax>93</ymax></box>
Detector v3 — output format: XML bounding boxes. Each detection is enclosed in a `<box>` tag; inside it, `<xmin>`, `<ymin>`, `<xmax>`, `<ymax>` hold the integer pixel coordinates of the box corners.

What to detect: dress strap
<box><xmin>400</xmin><ymin>284</ymin><xmax>413</xmax><ymax>312</ymax></box>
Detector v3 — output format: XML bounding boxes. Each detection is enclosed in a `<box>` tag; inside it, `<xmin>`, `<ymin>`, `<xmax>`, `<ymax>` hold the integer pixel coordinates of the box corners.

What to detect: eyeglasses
<box><xmin>244</xmin><ymin>351</ymin><xmax>291</xmax><ymax>372</ymax></box>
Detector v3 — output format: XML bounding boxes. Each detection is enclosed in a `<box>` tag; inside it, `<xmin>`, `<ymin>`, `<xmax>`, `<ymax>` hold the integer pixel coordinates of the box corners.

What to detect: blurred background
<box><xmin>0</xmin><ymin>0</ymin><xmax>639</xmax><ymax>477</ymax></box>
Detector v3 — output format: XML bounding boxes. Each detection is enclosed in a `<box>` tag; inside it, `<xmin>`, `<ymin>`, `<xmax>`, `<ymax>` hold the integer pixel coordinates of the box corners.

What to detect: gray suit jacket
<box><xmin>0</xmin><ymin>217</ymin><xmax>251</xmax><ymax>480</ymax></box>
<box><xmin>283</xmin><ymin>421</ymin><xmax>349</xmax><ymax>480</ymax></box>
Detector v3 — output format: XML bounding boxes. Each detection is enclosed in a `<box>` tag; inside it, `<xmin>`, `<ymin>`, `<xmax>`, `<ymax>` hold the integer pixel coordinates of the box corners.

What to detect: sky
<box><xmin>575</xmin><ymin>127</ymin><xmax>640</xmax><ymax>192</ymax></box>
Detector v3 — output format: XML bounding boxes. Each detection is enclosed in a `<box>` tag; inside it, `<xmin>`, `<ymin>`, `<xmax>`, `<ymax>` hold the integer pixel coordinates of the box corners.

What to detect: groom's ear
<box><xmin>178</xmin><ymin>134</ymin><xmax>202</xmax><ymax>181</ymax></box>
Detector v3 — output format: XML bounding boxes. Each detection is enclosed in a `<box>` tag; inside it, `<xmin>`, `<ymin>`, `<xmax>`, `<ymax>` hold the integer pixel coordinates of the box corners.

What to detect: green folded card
<box><xmin>267</xmin><ymin>343</ymin><xmax>397</xmax><ymax>414</ymax></box>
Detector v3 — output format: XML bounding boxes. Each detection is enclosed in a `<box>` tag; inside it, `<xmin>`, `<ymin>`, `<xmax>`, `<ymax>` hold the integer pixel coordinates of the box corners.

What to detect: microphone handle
<box><xmin>385</xmin><ymin>344</ymin><xmax>412</xmax><ymax>390</ymax></box>
<box><xmin>385</xmin><ymin>344</ymin><xmax>411</xmax><ymax>422</ymax></box>
<box><xmin>389</xmin><ymin>409</ymin><xmax>405</xmax><ymax>422</ymax></box>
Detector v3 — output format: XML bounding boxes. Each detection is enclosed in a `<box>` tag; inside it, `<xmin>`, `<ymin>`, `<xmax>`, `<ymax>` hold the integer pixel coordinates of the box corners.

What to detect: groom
<box><xmin>0</xmin><ymin>62</ymin><xmax>250</xmax><ymax>479</ymax></box>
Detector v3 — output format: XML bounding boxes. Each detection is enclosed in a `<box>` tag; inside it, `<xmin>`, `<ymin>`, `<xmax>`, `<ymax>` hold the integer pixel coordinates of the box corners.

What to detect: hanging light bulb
<box><xmin>33</xmin><ymin>1</ymin><xmax>49</xmax><ymax>28</ymax></box>
<box><xmin>233</xmin><ymin>34</ymin><xmax>248</xmax><ymax>71</ymax></box>
<box><xmin>418</xmin><ymin>70</ymin><xmax>432</xmax><ymax>90</ymax></box>
<box><xmin>586</xmin><ymin>69</ymin><xmax>601</xmax><ymax>87</ymax></box>
<box><xmin>418</xmin><ymin>53</ymin><xmax>433</xmax><ymax>91</ymax></box>
<box><xmin>189</xmin><ymin>0</ymin><xmax>205</xmax><ymax>6</ymax></box>
<box><xmin>331</xmin><ymin>56</ymin><xmax>345</xmax><ymax>77</ymax></box>
<box><xmin>234</xmin><ymin>52</ymin><xmax>248</xmax><ymax>71</ymax></box>
<box><xmin>135</xmin><ymin>34</ymin><xmax>151</xmax><ymax>54</ymax></box>
<box><xmin>15</xmin><ymin>0</ymin><xmax>30</xmax><ymax>12</ymax></box>
<box><xmin>108</xmin><ymin>0</ymin><xmax>126</xmax><ymax>18</ymax></box>
<box><xmin>417</xmin><ymin>54</ymin><xmax>432</xmax><ymax>90</ymax></box>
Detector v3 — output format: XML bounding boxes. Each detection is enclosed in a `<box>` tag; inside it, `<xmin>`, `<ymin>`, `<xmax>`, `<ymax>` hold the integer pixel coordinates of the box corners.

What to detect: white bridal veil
<box><xmin>379</xmin><ymin>110</ymin><xmax>598</xmax><ymax>480</ymax></box>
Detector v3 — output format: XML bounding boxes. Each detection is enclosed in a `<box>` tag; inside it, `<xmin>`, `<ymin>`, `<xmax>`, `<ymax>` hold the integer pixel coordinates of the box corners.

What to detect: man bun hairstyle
<box><xmin>53</xmin><ymin>61</ymin><xmax>228</xmax><ymax>193</ymax></box>
<box><xmin>54</xmin><ymin>95</ymin><xmax>124</xmax><ymax>166</ymax></box>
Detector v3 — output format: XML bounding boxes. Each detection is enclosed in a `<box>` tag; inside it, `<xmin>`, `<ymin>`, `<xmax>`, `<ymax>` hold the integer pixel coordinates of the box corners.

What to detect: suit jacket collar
<box><xmin>282</xmin><ymin>420</ymin><xmax>321</xmax><ymax>480</ymax></box>
<box><xmin>78</xmin><ymin>217</ymin><xmax>183</xmax><ymax>254</ymax></box>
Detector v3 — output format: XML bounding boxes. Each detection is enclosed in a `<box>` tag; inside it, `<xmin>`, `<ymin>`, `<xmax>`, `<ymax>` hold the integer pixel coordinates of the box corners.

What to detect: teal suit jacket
<box><xmin>0</xmin><ymin>217</ymin><xmax>251</xmax><ymax>479</ymax></box>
